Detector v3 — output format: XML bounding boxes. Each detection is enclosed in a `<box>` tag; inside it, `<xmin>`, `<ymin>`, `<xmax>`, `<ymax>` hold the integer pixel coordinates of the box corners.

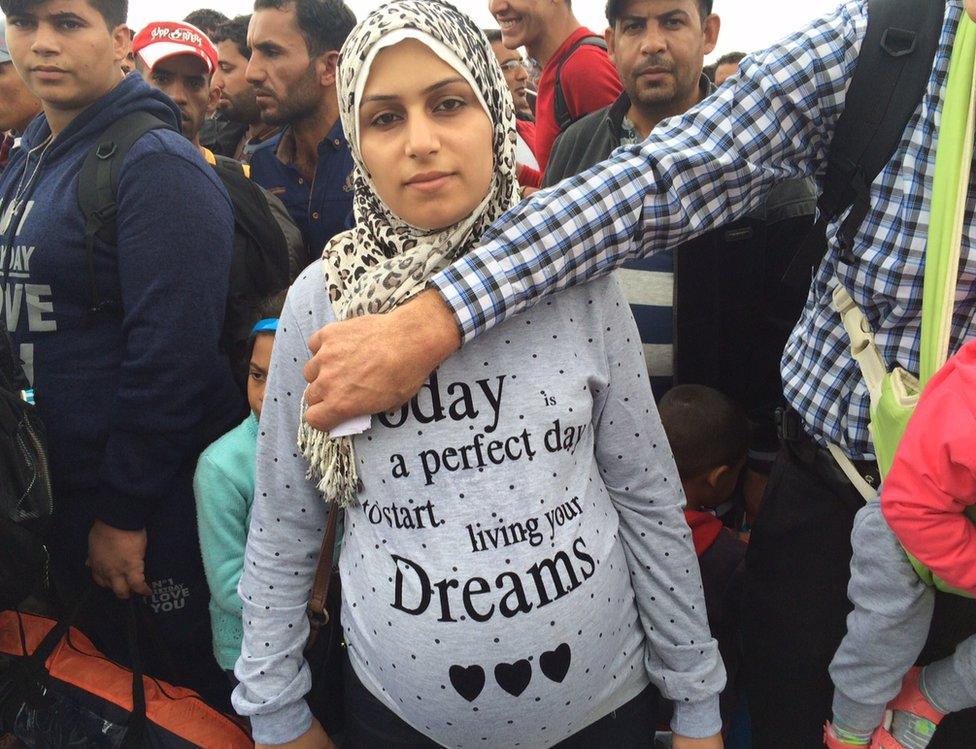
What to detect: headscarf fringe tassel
<box><xmin>298</xmin><ymin>401</ymin><xmax>360</xmax><ymax>509</ymax></box>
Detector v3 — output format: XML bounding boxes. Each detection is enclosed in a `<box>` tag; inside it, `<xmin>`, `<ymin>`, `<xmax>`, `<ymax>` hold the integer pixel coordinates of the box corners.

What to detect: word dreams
<box><xmin>391</xmin><ymin>537</ymin><xmax>595</xmax><ymax>623</ymax></box>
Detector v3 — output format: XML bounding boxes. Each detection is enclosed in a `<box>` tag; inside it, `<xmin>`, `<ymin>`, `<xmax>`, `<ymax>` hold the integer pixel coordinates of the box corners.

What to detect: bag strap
<box><xmin>553</xmin><ymin>36</ymin><xmax>608</xmax><ymax>132</ymax></box>
<box><xmin>780</xmin><ymin>0</ymin><xmax>945</xmax><ymax>288</ymax></box>
<box><xmin>23</xmin><ymin>587</ymin><xmax>149</xmax><ymax>741</ymax></box>
<box><xmin>307</xmin><ymin>499</ymin><xmax>341</xmax><ymax>647</ymax></box>
<box><xmin>121</xmin><ymin>600</ymin><xmax>147</xmax><ymax>748</ymax></box>
<box><xmin>919</xmin><ymin>16</ymin><xmax>976</xmax><ymax>384</ymax></box>
<box><xmin>832</xmin><ymin>284</ymin><xmax>887</xmax><ymax>404</ymax></box>
<box><xmin>822</xmin><ymin>0</ymin><xmax>946</xmax><ymax>253</ymax></box>
<box><xmin>77</xmin><ymin>110</ymin><xmax>173</xmax><ymax>314</ymax></box>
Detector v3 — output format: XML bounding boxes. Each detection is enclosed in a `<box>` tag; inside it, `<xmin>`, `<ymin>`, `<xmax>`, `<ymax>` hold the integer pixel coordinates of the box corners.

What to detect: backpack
<box><xmin>206</xmin><ymin>152</ymin><xmax>301</xmax><ymax>387</ymax></box>
<box><xmin>553</xmin><ymin>36</ymin><xmax>609</xmax><ymax>133</ymax></box>
<box><xmin>0</xmin><ymin>327</ymin><xmax>53</xmax><ymax>610</ymax></box>
<box><xmin>77</xmin><ymin>111</ymin><xmax>300</xmax><ymax>389</ymax></box>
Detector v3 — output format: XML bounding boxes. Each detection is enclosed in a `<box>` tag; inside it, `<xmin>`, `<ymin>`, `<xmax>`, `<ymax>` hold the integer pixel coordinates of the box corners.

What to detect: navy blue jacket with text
<box><xmin>0</xmin><ymin>74</ymin><xmax>244</xmax><ymax>543</ymax></box>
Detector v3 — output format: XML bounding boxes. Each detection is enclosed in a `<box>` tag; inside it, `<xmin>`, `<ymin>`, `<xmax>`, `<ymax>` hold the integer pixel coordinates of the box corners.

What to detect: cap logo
<box><xmin>150</xmin><ymin>26</ymin><xmax>204</xmax><ymax>46</ymax></box>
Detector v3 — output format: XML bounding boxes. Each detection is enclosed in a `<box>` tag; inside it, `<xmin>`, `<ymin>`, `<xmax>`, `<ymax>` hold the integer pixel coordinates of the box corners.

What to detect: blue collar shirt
<box><xmin>249</xmin><ymin>118</ymin><xmax>355</xmax><ymax>255</ymax></box>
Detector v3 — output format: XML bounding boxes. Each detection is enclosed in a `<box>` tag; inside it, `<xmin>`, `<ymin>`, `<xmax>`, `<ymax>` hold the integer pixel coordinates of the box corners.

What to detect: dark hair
<box><xmin>258</xmin><ymin>290</ymin><xmax>288</xmax><ymax>321</ymax></box>
<box><xmin>658</xmin><ymin>385</ymin><xmax>749</xmax><ymax>479</ymax></box>
<box><xmin>606</xmin><ymin>0</ymin><xmax>712</xmax><ymax>26</ymax></box>
<box><xmin>0</xmin><ymin>0</ymin><xmax>126</xmax><ymax>28</ymax></box>
<box><xmin>715</xmin><ymin>51</ymin><xmax>746</xmax><ymax>67</ymax></box>
<box><xmin>252</xmin><ymin>0</ymin><xmax>356</xmax><ymax>57</ymax></box>
<box><xmin>483</xmin><ymin>28</ymin><xmax>502</xmax><ymax>44</ymax></box>
<box><xmin>212</xmin><ymin>14</ymin><xmax>252</xmax><ymax>59</ymax></box>
<box><xmin>183</xmin><ymin>8</ymin><xmax>228</xmax><ymax>34</ymax></box>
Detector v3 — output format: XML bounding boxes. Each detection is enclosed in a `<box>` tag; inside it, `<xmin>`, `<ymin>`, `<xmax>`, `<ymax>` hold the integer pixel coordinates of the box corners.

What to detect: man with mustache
<box><xmin>246</xmin><ymin>0</ymin><xmax>356</xmax><ymax>256</ymax></box>
<box><xmin>211</xmin><ymin>14</ymin><xmax>280</xmax><ymax>163</ymax></box>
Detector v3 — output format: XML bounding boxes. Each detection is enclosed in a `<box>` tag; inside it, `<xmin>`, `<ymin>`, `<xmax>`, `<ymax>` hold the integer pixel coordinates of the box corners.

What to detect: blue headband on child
<box><xmin>251</xmin><ymin>318</ymin><xmax>279</xmax><ymax>334</ymax></box>
<box><xmin>251</xmin><ymin>317</ymin><xmax>278</xmax><ymax>335</ymax></box>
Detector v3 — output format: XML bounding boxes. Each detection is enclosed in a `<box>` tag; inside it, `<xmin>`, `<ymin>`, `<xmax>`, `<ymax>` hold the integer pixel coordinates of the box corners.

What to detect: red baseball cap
<box><xmin>132</xmin><ymin>21</ymin><xmax>219</xmax><ymax>76</ymax></box>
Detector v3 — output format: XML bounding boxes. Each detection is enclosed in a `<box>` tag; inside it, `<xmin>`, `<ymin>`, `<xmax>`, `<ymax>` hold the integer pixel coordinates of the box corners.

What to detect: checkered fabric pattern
<box><xmin>430</xmin><ymin>0</ymin><xmax>973</xmax><ymax>460</ymax></box>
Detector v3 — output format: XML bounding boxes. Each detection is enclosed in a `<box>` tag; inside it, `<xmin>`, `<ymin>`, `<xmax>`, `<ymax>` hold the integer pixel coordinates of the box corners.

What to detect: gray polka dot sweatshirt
<box><xmin>232</xmin><ymin>261</ymin><xmax>725</xmax><ymax>747</ymax></box>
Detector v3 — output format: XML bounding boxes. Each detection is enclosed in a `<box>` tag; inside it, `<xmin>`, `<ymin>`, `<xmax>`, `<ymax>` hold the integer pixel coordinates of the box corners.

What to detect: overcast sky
<box><xmin>128</xmin><ymin>0</ymin><xmax>846</xmax><ymax>62</ymax></box>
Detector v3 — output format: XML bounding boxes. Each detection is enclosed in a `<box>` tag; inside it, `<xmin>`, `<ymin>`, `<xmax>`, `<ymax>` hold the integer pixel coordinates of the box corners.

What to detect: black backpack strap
<box><xmin>780</xmin><ymin>0</ymin><xmax>946</xmax><ymax>287</ymax></box>
<box><xmin>553</xmin><ymin>36</ymin><xmax>609</xmax><ymax>132</ymax></box>
<box><xmin>77</xmin><ymin>111</ymin><xmax>173</xmax><ymax>314</ymax></box>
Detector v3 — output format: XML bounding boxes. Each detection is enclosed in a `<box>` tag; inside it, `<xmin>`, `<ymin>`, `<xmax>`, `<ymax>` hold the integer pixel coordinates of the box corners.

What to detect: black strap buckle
<box><xmin>775</xmin><ymin>406</ymin><xmax>805</xmax><ymax>443</ymax></box>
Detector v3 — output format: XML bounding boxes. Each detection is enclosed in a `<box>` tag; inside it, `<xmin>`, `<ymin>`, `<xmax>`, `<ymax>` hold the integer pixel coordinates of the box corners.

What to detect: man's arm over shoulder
<box><xmin>95</xmin><ymin>132</ymin><xmax>240</xmax><ymax>529</ymax></box>
<box><xmin>430</xmin><ymin>0</ymin><xmax>868</xmax><ymax>343</ymax></box>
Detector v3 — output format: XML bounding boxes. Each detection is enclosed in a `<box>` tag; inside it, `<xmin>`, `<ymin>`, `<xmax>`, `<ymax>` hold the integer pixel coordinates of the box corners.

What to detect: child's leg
<box><xmin>828</xmin><ymin>502</ymin><xmax>935</xmax><ymax>741</ymax></box>
<box><xmin>921</xmin><ymin>632</ymin><xmax>976</xmax><ymax>715</ymax></box>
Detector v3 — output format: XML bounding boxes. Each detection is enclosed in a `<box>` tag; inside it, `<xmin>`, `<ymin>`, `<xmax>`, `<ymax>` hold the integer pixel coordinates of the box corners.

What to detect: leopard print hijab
<box><xmin>299</xmin><ymin>0</ymin><xmax>520</xmax><ymax>507</ymax></box>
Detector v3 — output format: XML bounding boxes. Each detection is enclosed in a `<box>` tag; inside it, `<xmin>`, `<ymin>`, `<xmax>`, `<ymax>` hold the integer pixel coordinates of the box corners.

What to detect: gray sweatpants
<box><xmin>829</xmin><ymin>501</ymin><xmax>976</xmax><ymax>733</ymax></box>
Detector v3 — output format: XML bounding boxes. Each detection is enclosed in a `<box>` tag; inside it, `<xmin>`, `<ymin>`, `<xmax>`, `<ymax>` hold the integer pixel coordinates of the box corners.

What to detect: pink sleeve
<box><xmin>881</xmin><ymin>369</ymin><xmax>976</xmax><ymax>595</ymax></box>
<box><xmin>560</xmin><ymin>48</ymin><xmax>622</xmax><ymax>121</ymax></box>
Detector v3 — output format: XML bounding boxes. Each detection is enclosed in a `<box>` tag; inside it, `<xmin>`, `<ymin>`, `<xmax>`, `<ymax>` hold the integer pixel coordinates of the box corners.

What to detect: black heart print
<box><xmin>539</xmin><ymin>643</ymin><xmax>571</xmax><ymax>683</ymax></box>
<box><xmin>494</xmin><ymin>659</ymin><xmax>532</xmax><ymax>696</ymax></box>
<box><xmin>449</xmin><ymin>664</ymin><xmax>485</xmax><ymax>702</ymax></box>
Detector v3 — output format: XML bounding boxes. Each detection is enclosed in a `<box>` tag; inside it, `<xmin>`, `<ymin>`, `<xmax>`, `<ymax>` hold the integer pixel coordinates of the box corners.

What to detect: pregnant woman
<box><xmin>232</xmin><ymin>2</ymin><xmax>725</xmax><ymax>747</ymax></box>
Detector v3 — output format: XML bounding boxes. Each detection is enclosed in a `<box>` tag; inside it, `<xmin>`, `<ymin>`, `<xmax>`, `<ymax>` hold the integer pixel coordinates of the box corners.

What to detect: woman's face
<box><xmin>358</xmin><ymin>38</ymin><xmax>494</xmax><ymax>230</ymax></box>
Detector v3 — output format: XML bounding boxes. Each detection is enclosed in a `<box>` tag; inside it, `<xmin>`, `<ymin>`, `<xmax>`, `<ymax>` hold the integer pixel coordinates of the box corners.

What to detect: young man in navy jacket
<box><xmin>0</xmin><ymin>0</ymin><xmax>244</xmax><ymax>701</ymax></box>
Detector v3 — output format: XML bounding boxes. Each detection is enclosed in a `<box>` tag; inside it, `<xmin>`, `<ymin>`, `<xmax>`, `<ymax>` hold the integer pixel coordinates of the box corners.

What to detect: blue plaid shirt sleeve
<box><xmin>430</xmin><ymin>0</ymin><xmax>868</xmax><ymax>341</ymax></box>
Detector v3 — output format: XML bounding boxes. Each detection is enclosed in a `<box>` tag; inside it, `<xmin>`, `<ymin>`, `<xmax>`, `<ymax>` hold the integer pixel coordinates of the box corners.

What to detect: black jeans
<box><xmin>740</xmin><ymin>443</ymin><xmax>976</xmax><ymax>748</ymax></box>
<box><xmin>342</xmin><ymin>656</ymin><xmax>658</xmax><ymax>748</ymax></box>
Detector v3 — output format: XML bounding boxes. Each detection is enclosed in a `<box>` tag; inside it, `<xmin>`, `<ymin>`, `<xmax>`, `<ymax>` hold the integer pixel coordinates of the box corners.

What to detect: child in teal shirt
<box><xmin>194</xmin><ymin>308</ymin><xmax>281</xmax><ymax>679</ymax></box>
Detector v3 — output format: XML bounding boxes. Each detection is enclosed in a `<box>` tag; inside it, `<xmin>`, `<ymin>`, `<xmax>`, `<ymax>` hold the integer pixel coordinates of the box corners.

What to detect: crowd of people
<box><xmin>1</xmin><ymin>0</ymin><xmax>975</xmax><ymax>747</ymax></box>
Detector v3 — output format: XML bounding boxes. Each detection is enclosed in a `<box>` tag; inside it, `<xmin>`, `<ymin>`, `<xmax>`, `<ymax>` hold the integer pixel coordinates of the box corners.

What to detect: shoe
<box><xmin>886</xmin><ymin>667</ymin><xmax>944</xmax><ymax>725</ymax></box>
<box><xmin>875</xmin><ymin>668</ymin><xmax>944</xmax><ymax>749</ymax></box>
<box><xmin>824</xmin><ymin>669</ymin><xmax>944</xmax><ymax>749</ymax></box>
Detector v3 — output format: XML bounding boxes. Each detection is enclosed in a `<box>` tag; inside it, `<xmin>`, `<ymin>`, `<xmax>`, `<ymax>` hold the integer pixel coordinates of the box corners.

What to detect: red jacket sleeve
<box><xmin>881</xmin><ymin>346</ymin><xmax>976</xmax><ymax>595</ymax></box>
<box><xmin>559</xmin><ymin>46</ymin><xmax>622</xmax><ymax>121</ymax></box>
<box><xmin>517</xmin><ymin>163</ymin><xmax>541</xmax><ymax>188</ymax></box>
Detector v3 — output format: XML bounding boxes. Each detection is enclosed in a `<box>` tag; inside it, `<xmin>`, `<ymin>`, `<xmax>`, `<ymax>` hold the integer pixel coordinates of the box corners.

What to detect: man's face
<box><xmin>4</xmin><ymin>0</ymin><xmax>128</xmax><ymax>114</ymax></box>
<box><xmin>490</xmin><ymin>40</ymin><xmax>529</xmax><ymax>113</ymax></box>
<box><xmin>0</xmin><ymin>61</ymin><xmax>42</xmax><ymax>132</ymax></box>
<box><xmin>968</xmin><ymin>0</ymin><xmax>976</xmax><ymax>22</ymax></box>
<box><xmin>246</xmin><ymin>5</ymin><xmax>331</xmax><ymax>127</ymax></box>
<box><xmin>489</xmin><ymin>0</ymin><xmax>552</xmax><ymax>52</ymax></box>
<box><xmin>213</xmin><ymin>39</ymin><xmax>261</xmax><ymax>125</ymax></box>
<box><xmin>607</xmin><ymin>0</ymin><xmax>719</xmax><ymax>113</ymax></box>
<box><xmin>141</xmin><ymin>55</ymin><xmax>217</xmax><ymax>142</ymax></box>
